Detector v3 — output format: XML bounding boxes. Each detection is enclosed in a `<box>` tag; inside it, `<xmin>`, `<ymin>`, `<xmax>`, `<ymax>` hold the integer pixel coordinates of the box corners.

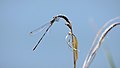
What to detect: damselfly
<box><xmin>30</xmin><ymin>14</ymin><xmax>72</xmax><ymax>51</ymax></box>
<box><xmin>30</xmin><ymin>16</ymin><xmax>60</xmax><ymax>51</ymax></box>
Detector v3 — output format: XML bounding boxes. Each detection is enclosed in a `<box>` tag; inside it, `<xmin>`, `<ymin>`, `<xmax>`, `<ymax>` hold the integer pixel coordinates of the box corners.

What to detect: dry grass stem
<box><xmin>31</xmin><ymin>14</ymin><xmax>78</xmax><ymax>68</ymax></box>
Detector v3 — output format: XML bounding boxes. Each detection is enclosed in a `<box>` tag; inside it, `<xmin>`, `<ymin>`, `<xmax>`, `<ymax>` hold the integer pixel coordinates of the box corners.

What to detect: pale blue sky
<box><xmin>0</xmin><ymin>0</ymin><xmax>120</xmax><ymax>68</ymax></box>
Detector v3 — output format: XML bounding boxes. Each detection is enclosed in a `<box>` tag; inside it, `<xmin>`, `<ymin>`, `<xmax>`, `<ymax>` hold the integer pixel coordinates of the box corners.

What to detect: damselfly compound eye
<box><xmin>53</xmin><ymin>16</ymin><xmax>60</xmax><ymax>22</ymax></box>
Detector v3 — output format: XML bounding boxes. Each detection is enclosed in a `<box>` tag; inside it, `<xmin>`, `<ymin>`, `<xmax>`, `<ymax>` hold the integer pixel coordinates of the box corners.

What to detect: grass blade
<box><xmin>72</xmin><ymin>34</ymin><xmax>78</xmax><ymax>68</ymax></box>
<box><xmin>104</xmin><ymin>48</ymin><xmax>115</xmax><ymax>68</ymax></box>
<box><xmin>83</xmin><ymin>22</ymin><xmax>120</xmax><ymax>68</ymax></box>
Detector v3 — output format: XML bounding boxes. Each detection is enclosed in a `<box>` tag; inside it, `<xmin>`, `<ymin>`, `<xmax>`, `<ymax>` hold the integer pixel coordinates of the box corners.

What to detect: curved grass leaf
<box><xmin>83</xmin><ymin>22</ymin><xmax>120</xmax><ymax>68</ymax></box>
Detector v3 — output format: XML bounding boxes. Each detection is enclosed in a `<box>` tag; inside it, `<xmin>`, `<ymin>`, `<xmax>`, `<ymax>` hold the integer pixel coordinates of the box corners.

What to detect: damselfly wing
<box><xmin>30</xmin><ymin>22</ymin><xmax>51</xmax><ymax>35</ymax></box>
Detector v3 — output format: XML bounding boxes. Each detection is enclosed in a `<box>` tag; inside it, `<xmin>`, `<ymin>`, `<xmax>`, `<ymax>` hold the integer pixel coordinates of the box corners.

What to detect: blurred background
<box><xmin>0</xmin><ymin>0</ymin><xmax>120</xmax><ymax>68</ymax></box>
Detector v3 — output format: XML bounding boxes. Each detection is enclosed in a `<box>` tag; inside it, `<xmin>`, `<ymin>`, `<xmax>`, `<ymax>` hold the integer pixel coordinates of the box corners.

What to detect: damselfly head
<box><xmin>53</xmin><ymin>16</ymin><xmax>60</xmax><ymax>22</ymax></box>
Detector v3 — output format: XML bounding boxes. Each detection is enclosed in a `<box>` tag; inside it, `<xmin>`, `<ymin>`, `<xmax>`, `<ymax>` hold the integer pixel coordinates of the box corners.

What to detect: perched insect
<box><xmin>30</xmin><ymin>16</ymin><xmax>60</xmax><ymax>51</ymax></box>
<box><xmin>30</xmin><ymin>14</ymin><xmax>73</xmax><ymax>51</ymax></box>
